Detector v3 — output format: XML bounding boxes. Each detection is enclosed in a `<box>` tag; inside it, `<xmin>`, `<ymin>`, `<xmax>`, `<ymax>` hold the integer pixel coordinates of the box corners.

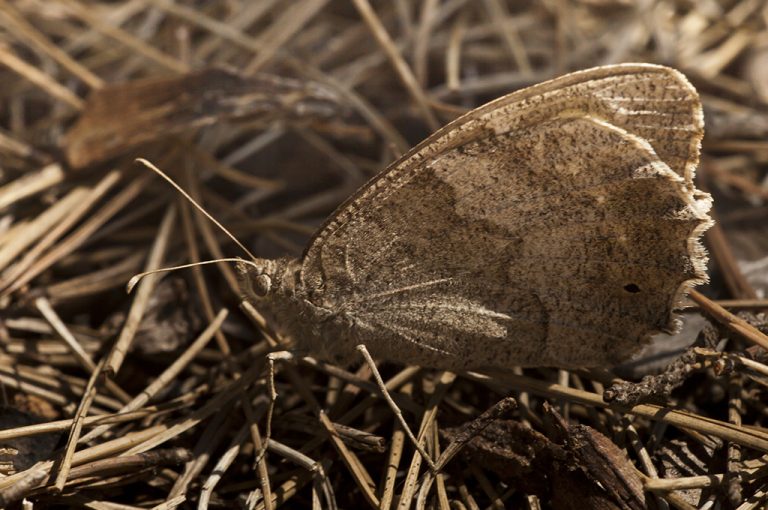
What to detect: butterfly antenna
<box><xmin>127</xmin><ymin>258</ymin><xmax>262</xmax><ymax>294</ymax></box>
<box><xmin>135</xmin><ymin>158</ymin><xmax>258</xmax><ymax>261</ymax></box>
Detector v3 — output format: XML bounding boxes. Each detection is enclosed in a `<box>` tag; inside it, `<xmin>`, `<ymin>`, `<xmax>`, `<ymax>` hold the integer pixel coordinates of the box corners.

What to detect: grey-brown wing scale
<box><xmin>298</xmin><ymin>65</ymin><xmax>711</xmax><ymax>370</ymax></box>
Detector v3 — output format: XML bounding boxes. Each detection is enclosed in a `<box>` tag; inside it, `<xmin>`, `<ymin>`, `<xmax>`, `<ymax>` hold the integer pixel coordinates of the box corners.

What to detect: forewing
<box><xmin>299</xmin><ymin>64</ymin><xmax>710</xmax><ymax>369</ymax></box>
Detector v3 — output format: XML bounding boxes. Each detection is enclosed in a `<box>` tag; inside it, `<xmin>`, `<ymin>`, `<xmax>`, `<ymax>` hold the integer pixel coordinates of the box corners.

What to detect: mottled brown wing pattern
<box><xmin>299</xmin><ymin>64</ymin><xmax>710</xmax><ymax>370</ymax></box>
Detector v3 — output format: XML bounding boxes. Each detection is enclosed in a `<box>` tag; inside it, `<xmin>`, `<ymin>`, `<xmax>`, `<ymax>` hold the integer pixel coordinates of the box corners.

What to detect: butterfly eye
<box><xmin>254</xmin><ymin>274</ymin><xmax>272</xmax><ymax>297</ymax></box>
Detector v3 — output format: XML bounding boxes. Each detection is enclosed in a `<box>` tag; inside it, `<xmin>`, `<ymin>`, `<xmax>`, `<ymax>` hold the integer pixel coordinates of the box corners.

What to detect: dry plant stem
<box><xmin>469</xmin><ymin>463</ymin><xmax>504</xmax><ymax>509</ymax></box>
<box><xmin>152</xmin><ymin>495</ymin><xmax>186</xmax><ymax>510</ymax></box>
<box><xmin>414</xmin><ymin>0</ymin><xmax>440</xmax><ymax>87</ymax></box>
<box><xmin>0</xmin><ymin>401</ymin><xmax>193</xmax><ymax>441</ymax></box>
<box><xmin>266</xmin><ymin>438</ymin><xmax>325</xmax><ymax>473</ymax></box>
<box><xmin>49</xmin><ymin>449</ymin><xmax>193</xmax><ymax>493</ymax></box>
<box><xmin>702</xmin><ymin>203</ymin><xmax>758</xmax><ymax>300</ymax></box>
<box><xmin>432</xmin><ymin>424</ymin><xmax>450</xmax><ymax>510</ymax></box>
<box><xmin>0</xmin><ymin>42</ymin><xmax>83</xmax><ymax>109</ymax></box>
<box><xmin>318</xmin><ymin>410</ymin><xmax>378</xmax><ymax>508</ymax></box>
<box><xmin>0</xmin><ymin>1</ymin><xmax>103</xmax><ymax>89</ymax></box>
<box><xmin>298</xmin><ymin>63</ymin><xmax>410</xmax><ymax>155</ymax></box>
<box><xmin>255</xmin><ymin>348</ymin><xmax>359</xmax><ymax>508</ymax></box>
<box><xmin>0</xmin><ymin>186</ymin><xmax>86</xmax><ymax>271</ymax></box>
<box><xmin>80</xmin><ymin>309</ymin><xmax>228</xmax><ymax>443</ymax></box>
<box><xmin>242</xmin><ymin>396</ymin><xmax>273</xmax><ymax>510</ymax></box>
<box><xmin>471</xmin><ymin>370</ymin><xmax>768</xmax><ymax>453</ymax></box>
<box><xmin>481</xmin><ymin>0</ymin><xmax>532</xmax><ymax>74</ymax></box>
<box><xmin>663</xmin><ymin>492</ymin><xmax>697</xmax><ymax>510</ymax></box>
<box><xmin>446</xmin><ymin>10</ymin><xmax>467</xmax><ymax>91</ymax></box>
<box><xmin>0</xmin><ymin>162</ymin><xmax>64</xmax><ymax>210</ymax></box>
<box><xmin>197</xmin><ymin>420</ymin><xmax>251</xmax><ymax>509</ymax></box>
<box><xmin>434</xmin><ymin>397</ymin><xmax>517</xmax><ymax>472</ymax></box>
<box><xmin>146</xmin><ymin>0</ymin><xmax>265</xmax><ymax>56</ymax></box>
<box><xmin>398</xmin><ymin>371</ymin><xmax>457</xmax><ymax>510</ymax></box>
<box><xmin>0</xmin><ymin>363</ymin><xmax>116</xmax><ymax>412</ymax></box>
<box><xmin>0</xmin><ymin>170</ymin><xmax>120</xmax><ymax>288</ymax></box>
<box><xmin>351</xmin><ymin>0</ymin><xmax>440</xmax><ymax>130</ymax></box>
<box><xmin>105</xmin><ymin>205</ymin><xmax>176</xmax><ymax>377</ymax></box>
<box><xmin>0</xmin><ymin>424</ymin><xmax>167</xmax><ymax>492</ymax></box>
<box><xmin>727</xmin><ymin>377</ymin><xmax>744</xmax><ymax>505</ymax></box>
<box><xmin>454</xmin><ymin>468</ymin><xmax>480</xmax><ymax>510</ymax></box>
<box><xmin>244</xmin><ymin>0</ymin><xmax>330</xmax><ymax>74</ymax></box>
<box><xmin>123</xmin><ymin>363</ymin><xmax>263</xmax><ymax>456</ymax></box>
<box><xmin>271</xmin><ymin>365</ymin><xmax>422</xmax><ymax>489</ymax></box>
<box><xmin>47</xmin><ymin>251</ymin><xmax>146</xmax><ymax>302</ymax></box>
<box><xmin>53</xmin><ymin>357</ymin><xmax>105</xmax><ymax>491</ymax></box>
<box><xmin>624</xmin><ymin>421</ymin><xmax>669</xmax><ymax>510</ymax></box>
<box><xmin>690</xmin><ymin>290</ymin><xmax>768</xmax><ymax>351</ymax></box>
<box><xmin>710</xmin><ymin>299</ymin><xmax>768</xmax><ymax>309</ymax></box>
<box><xmin>193</xmin><ymin>0</ymin><xmax>278</xmax><ymax>61</ymax></box>
<box><xmin>0</xmin><ymin>128</ymin><xmax>44</xmax><ymax>162</ymax></box>
<box><xmin>0</xmin><ymin>468</ymin><xmax>47</xmax><ymax>508</ymax></box>
<box><xmin>57</xmin><ymin>0</ymin><xmax>188</xmax><ymax>73</ymax></box>
<box><xmin>379</xmin><ymin>390</ymin><xmax>408</xmax><ymax>510</ymax></box>
<box><xmin>187</xmin><ymin>143</ymin><xmax>282</xmax><ymax>190</ymax></box>
<box><xmin>169</xmin><ymin>406</ymin><xmax>234</xmax><ymax>499</ymax></box>
<box><xmin>35</xmin><ymin>296</ymin><xmax>131</xmax><ymax>403</ymax></box>
<box><xmin>261</xmin><ymin>350</ymin><xmax>289</xmax><ymax>461</ymax></box>
<box><xmin>253</xmin><ymin>470</ymin><xmax>315</xmax><ymax>510</ymax></box>
<box><xmin>602</xmin><ymin>346</ymin><xmax>702</xmax><ymax>405</ymax></box>
<box><xmin>58</xmin><ymin>0</ymin><xmax>145</xmax><ymax>54</ymax></box>
<box><xmin>737</xmin><ymin>488</ymin><xmax>768</xmax><ymax>510</ymax></box>
<box><xmin>299</xmin><ymin>355</ymin><xmax>422</xmax><ymax>414</ymax></box>
<box><xmin>277</xmin><ymin>450</ymin><xmax>334</xmax><ymax>510</ymax></box>
<box><xmin>356</xmin><ymin>344</ymin><xmax>438</xmax><ymax>472</ymax></box>
<box><xmin>1</xmin><ymin>170</ymin><xmax>132</xmax><ymax>296</ymax></box>
<box><xmin>703</xmin><ymin>157</ymin><xmax>768</xmax><ymax>199</ymax></box>
<box><xmin>645</xmin><ymin>474</ymin><xmax>727</xmax><ymax>492</ymax></box>
<box><xmin>415</xmin><ymin>397</ymin><xmax>517</xmax><ymax>508</ymax></box>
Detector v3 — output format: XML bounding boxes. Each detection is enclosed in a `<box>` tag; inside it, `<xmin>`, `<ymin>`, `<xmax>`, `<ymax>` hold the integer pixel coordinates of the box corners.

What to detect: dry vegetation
<box><xmin>1</xmin><ymin>0</ymin><xmax>768</xmax><ymax>508</ymax></box>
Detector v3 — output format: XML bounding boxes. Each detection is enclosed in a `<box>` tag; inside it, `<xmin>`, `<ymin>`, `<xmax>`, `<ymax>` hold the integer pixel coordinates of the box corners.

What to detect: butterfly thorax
<box><xmin>236</xmin><ymin>257</ymin><xmax>360</xmax><ymax>365</ymax></box>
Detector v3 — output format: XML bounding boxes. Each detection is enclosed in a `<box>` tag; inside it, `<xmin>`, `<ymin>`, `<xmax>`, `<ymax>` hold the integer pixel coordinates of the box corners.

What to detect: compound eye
<box><xmin>623</xmin><ymin>283</ymin><xmax>641</xmax><ymax>293</ymax></box>
<box><xmin>253</xmin><ymin>274</ymin><xmax>272</xmax><ymax>297</ymax></box>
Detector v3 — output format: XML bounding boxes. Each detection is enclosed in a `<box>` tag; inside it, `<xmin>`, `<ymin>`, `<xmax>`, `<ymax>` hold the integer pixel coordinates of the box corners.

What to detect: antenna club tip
<box><xmin>127</xmin><ymin>276</ymin><xmax>140</xmax><ymax>294</ymax></box>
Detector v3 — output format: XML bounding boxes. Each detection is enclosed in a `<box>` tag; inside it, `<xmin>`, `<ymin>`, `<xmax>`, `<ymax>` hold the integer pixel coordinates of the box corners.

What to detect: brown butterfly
<box><xmin>235</xmin><ymin>63</ymin><xmax>712</xmax><ymax>372</ymax></box>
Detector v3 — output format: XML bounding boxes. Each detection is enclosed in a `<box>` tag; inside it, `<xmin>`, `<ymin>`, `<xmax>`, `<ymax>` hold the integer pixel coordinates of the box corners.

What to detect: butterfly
<box><xmin>236</xmin><ymin>63</ymin><xmax>712</xmax><ymax>371</ymax></box>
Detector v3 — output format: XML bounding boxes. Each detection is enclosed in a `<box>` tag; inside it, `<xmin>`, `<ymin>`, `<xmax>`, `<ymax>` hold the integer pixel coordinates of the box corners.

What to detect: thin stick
<box><xmin>350</xmin><ymin>0</ymin><xmax>440</xmax><ymax>130</ymax></box>
<box><xmin>53</xmin><ymin>358</ymin><xmax>105</xmax><ymax>491</ymax></box>
<box><xmin>690</xmin><ymin>289</ymin><xmax>768</xmax><ymax>351</ymax></box>
<box><xmin>81</xmin><ymin>309</ymin><xmax>228</xmax><ymax>443</ymax></box>
<box><xmin>35</xmin><ymin>296</ymin><xmax>131</xmax><ymax>403</ymax></box>
<box><xmin>0</xmin><ymin>43</ymin><xmax>83</xmax><ymax>109</ymax></box>
<box><xmin>0</xmin><ymin>163</ymin><xmax>65</xmax><ymax>211</ymax></box>
<box><xmin>0</xmin><ymin>2</ymin><xmax>103</xmax><ymax>89</ymax></box>
<box><xmin>242</xmin><ymin>396</ymin><xmax>274</xmax><ymax>510</ymax></box>
<box><xmin>104</xmin><ymin>205</ymin><xmax>176</xmax><ymax>377</ymax></box>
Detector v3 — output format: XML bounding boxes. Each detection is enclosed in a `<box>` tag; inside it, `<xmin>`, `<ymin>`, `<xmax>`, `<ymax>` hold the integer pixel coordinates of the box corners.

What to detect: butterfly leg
<box><xmin>254</xmin><ymin>350</ymin><xmax>294</xmax><ymax>465</ymax></box>
<box><xmin>355</xmin><ymin>344</ymin><xmax>438</xmax><ymax>473</ymax></box>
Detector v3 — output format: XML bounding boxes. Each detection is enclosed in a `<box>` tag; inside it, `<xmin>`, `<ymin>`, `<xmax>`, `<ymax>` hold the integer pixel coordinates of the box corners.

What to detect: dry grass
<box><xmin>1</xmin><ymin>1</ymin><xmax>768</xmax><ymax>508</ymax></box>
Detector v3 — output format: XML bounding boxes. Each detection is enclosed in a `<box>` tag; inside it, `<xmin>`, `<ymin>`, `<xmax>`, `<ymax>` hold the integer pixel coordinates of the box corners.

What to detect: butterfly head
<box><xmin>235</xmin><ymin>258</ymin><xmax>276</xmax><ymax>299</ymax></box>
<box><xmin>235</xmin><ymin>257</ymin><xmax>302</xmax><ymax>305</ymax></box>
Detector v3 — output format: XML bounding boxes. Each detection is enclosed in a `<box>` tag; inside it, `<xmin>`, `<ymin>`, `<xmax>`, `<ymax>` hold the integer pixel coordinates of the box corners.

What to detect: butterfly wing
<box><xmin>299</xmin><ymin>64</ymin><xmax>711</xmax><ymax>369</ymax></box>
